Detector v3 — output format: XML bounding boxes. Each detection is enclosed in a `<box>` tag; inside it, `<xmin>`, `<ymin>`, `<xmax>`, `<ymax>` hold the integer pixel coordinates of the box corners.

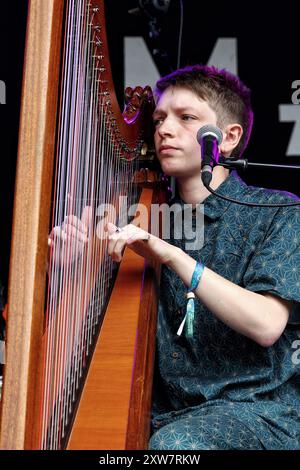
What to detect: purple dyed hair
<box><xmin>155</xmin><ymin>64</ymin><xmax>254</xmax><ymax>158</ymax></box>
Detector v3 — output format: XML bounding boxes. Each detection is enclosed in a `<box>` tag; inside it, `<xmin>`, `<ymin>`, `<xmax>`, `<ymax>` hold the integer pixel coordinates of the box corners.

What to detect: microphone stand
<box><xmin>218</xmin><ymin>155</ymin><xmax>300</xmax><ymax>171</ymax></box>
<box><xmin>202</xmin><ymin>155</ymin><xmax>300</xmax><ymax>207</ymax></box>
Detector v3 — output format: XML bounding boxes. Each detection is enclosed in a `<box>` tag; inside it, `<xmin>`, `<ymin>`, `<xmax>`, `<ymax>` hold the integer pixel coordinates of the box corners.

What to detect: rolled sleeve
<box><xmin>243</xmin><ymin>207</ymin><xmax>300</xmax><ymax>304</ymax></box>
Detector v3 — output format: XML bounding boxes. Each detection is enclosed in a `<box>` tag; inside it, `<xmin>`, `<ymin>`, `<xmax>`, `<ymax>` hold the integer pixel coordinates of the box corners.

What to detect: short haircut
<box><xmin>155</xmin><ymin>64</ymin><xmax>254</xmax><ymax>158</ymax></box>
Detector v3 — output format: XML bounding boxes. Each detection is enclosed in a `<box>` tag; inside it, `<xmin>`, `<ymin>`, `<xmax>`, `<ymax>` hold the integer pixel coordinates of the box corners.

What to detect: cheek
<box><xmin>154</xmin><ymin>132</ymin><xmax>160</xmax><ymax>149</ymax></box>
<box><xmin>187</xmin><ymin>140</ymin><xmax>201</xmax><ymax>159</ymax></box>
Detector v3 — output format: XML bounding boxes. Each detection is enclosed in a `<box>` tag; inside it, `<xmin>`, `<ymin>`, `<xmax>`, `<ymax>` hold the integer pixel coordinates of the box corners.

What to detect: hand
<box><xmin>48</xmin><ymin>206</ymin><xmax>93</xmax><ymax>267</ymax></box>
<box><xmin>106</xmin><ymin>222</ymin><xmax>177</xmax><ymax>265</ymax></box>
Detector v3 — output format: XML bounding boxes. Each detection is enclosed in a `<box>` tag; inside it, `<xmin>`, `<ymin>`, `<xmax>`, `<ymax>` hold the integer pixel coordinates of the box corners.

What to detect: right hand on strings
<box><xmin>106</xmin><ymin>222</ymin><xmax>177</xmax><ymax>266</ymax></box>
<box><xmin>48</xmin><ymin>206</ymin><xmax>93</xmax><ymax>267</ymax></box>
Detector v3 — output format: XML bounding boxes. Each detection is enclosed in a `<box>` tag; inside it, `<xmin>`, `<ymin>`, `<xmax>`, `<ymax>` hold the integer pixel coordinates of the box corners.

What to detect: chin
<box><xmin>160</xmin><ymin>164</ymin><xmax>181</xmax><ymax>177</ymax></box>
<box><xmin>161</xmin><ymin>164</ymin><xmax>199</xmax><ymax>179</ymax></box>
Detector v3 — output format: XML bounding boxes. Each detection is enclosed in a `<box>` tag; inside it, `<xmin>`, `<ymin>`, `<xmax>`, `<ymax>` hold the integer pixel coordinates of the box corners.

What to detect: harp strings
<box><xmin>44</xmin><ymin>0</ymin><xmax>85</xmax><ymax>449</ymax></box>
<box><xmin>42</xmin><ymin>0</ymin><xmax>138</xmax><ymax>449</ymax></box>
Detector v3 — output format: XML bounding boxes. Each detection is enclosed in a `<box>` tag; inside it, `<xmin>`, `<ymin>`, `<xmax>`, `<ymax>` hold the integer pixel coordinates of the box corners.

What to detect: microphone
<box><xmin>197</xmin><ymin>125</ymin><xmax>223</xmax><ymax>187</ymax></box>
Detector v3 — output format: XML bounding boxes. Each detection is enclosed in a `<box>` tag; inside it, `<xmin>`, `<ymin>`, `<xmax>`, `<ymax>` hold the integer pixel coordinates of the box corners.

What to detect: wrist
<box><xmin>165</xmin><ymin>246</ymin><xmax>184</xmax><ymax>269</ymax></box>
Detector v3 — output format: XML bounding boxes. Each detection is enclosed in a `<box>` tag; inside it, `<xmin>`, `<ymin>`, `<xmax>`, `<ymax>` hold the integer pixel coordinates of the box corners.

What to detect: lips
<box><xmin>159</xmin><ymin>145</ymin><xmax>178</xmax><ymax>153</ymax></box>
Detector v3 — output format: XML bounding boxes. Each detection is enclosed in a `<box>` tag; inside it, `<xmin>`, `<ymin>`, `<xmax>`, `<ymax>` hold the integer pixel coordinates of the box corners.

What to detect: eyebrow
<box><xmin>152</xmin><ymin>106</ymin><xmax>200</xmax><ymax>118</ymax></box>
<box><xmin>152</xmin><ymin>109</ymin><xmax>165</xmax><ymax>118</ymax></box>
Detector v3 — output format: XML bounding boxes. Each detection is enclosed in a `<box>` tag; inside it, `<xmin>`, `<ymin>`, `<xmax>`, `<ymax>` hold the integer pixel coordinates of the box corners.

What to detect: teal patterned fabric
<box><xmin>149</xmin><ymin>171</ymin><xmax>300</xmax><ymax>450</ymax></box>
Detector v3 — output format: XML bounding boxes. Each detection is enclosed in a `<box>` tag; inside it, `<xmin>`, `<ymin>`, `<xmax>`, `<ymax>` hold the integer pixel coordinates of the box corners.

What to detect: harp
<box><xmin>0</xmin><ymin>0</ymin><xmax>165</xmax><ymax>449</ymax></box>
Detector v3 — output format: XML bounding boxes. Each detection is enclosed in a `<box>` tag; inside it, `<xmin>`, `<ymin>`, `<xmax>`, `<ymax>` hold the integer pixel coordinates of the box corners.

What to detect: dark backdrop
<box><xmin>105</xmin><ymin>0</ymin><xmax>300</xmax><ymax>191</ymax></box>
<box><xmin>0</xmin><ymin>2</ymin><xmax>27</xmax><ymax>295</ymax></box>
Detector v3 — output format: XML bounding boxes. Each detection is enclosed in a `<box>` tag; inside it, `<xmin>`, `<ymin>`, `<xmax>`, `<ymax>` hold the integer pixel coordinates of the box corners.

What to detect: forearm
<box><xmin>167</xmin><ymin>246</ymin><xmax>288</xmax><ymax>347</ymax></box>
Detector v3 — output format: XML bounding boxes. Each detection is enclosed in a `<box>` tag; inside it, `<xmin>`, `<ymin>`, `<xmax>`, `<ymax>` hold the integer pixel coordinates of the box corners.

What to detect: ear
<box><xmin>220</xmin><ymin>123</ymin><xmax>243</xmax><ymax>157</ymax></box>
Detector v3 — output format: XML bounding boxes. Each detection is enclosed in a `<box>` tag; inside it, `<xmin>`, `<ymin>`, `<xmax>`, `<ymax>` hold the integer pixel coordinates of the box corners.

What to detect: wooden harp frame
<box><xmin>0</xmin><ymin>0</ymin><xmax>163</xmax><ymax>450</ymax></box>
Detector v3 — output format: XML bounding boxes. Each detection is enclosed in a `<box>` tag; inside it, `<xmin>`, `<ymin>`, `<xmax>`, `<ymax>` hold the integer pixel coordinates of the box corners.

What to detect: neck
<box><xmin>177</xmin><ymin>166</ymin><xmax>229</xmax><ymax>205</ymax></box>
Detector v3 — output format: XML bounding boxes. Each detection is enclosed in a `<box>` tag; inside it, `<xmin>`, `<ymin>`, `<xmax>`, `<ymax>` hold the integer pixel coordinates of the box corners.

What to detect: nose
<box><xmin>157</xmin><ymin>117</ymin><xmax>174</xmax><ymax>138</ymax></box>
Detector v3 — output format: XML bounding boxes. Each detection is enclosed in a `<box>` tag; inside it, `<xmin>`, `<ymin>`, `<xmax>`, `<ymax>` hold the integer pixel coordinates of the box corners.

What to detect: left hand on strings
<box><xmin>48</xmin><ymin>206</ymin><xmax>93</xmax><ymax>267</ymax></box>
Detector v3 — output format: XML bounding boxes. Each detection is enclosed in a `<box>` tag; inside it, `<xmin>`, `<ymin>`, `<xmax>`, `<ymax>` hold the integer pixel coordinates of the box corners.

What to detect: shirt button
<box><xmin>172</xmin><ymin>351</ymin><xmax>179</xmax><ymax>358</ymax></box>
<box><xmin>153</xmin><ymin>420</ymin><xmax>161</xmax><ymax>428</ymax></box>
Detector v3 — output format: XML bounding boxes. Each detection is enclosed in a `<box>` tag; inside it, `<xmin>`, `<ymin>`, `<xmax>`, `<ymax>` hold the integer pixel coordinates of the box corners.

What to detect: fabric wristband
<box><xmin>177</xmin><ymin>260</ymin><xmax>205</xmax><ymax>338</ymax></box>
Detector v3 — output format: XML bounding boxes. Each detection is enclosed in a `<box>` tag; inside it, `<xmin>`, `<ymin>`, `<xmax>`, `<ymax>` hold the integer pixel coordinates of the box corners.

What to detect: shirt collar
<box><xmin>172</xmin><ymin>171</ymin><xmax>245</xmax><ymax>221</ymax></box>
<box><xmin>203</xmin><ymin>170</ymin><xmax>245</xmax><ymax>220</ymax></box>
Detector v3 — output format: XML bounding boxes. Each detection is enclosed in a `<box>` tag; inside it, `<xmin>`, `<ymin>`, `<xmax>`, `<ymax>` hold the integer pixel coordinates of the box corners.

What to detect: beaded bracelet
<box><xmin>177</xmin><ymin>260</ymin><xmax>205</xmax><ymax>338</ymax></box>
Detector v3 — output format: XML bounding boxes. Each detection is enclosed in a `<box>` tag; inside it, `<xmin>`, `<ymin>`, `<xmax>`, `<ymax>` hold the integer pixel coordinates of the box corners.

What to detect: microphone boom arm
<box><xmin>218</xmin><ymin>156</ymin><xmax>300</xmax><ymax>171</ymax></box>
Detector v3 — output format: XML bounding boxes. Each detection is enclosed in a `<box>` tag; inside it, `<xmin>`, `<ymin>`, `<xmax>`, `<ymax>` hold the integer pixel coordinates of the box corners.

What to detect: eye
<box><xmin>182</xmin><ymin>114</ymin><xmax>197</xmax><ymax>121</ymax></box>
<box><xmin>153</xmin><ymin>117</ymin><xmax>164</xmax><ymax>127</ymax></box>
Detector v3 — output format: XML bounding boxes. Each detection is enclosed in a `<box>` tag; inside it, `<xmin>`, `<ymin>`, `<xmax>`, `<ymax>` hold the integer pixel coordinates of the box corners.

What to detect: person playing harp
<box><xmin>105</xmin><ymin>65</ymin><xmax>300</xmax><ymax>450</ymax></box>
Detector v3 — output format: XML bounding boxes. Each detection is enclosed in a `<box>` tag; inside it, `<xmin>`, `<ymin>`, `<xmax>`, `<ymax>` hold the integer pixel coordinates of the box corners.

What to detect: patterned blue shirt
<box><xmin>153</xmin><ymin>170</ymin><xmax>300</xmax><ymax>449</ymax></box>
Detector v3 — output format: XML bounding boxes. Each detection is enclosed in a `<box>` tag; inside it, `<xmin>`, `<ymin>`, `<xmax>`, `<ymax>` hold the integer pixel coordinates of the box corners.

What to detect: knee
<box><xmin>148</xmin><ymin>421</ymin><xmax>208</xmax><ymax>450</ymax></box>
<box><xmin>148</xmin><ymin>427</ymin><xmax>168</xmax><ymax>450</ymax></box>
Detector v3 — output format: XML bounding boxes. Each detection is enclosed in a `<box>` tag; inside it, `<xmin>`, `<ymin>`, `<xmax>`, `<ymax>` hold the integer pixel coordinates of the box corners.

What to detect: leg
<box><xmin>149</xmin><ymin>411</ymin><xmax>264</xmax><ymax>450</ymax></box>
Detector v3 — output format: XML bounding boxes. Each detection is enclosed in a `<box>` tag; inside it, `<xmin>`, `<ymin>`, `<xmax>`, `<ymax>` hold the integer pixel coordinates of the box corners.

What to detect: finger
<box><xmin>106</xmin><ymin>222</ymin><xmax>118</xmax><ymax>235</ymax></box>
<box><xmin>64</xmin><ymin>215</ymin><xmax>87</xmax><ymax>235</ymax></box>
<box><xmin>51</xmin><ymin>226</ymin><xmax>67</xmax><ymax>243</ymax></box>
<box><xmin>107</xmin><ymin>231</ymin><xmax>126</xmax><ymax>261</ymax></box>
<box><xmin>110</xmin><ymin>242</ymin><xmax>125</xmax><ymax>262</ymax></box>
<box><xmin>127</xmin><ymin>229</ymin><xmax>150</xmax><ymax>244</ymax></box>
<box><xmin>81</xmin><ymin>205</ymin><xmax>93</xmax><ymax>235</ymax></box>
<box><xmin>64</xmin><ymin>223</ymin><xmax>88</xmax><ymax>242</ymax></box>
<box><xmin>107</xmin><ymin>234</ymin><xmax>122</xmax><ymax>256</ymax></box>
